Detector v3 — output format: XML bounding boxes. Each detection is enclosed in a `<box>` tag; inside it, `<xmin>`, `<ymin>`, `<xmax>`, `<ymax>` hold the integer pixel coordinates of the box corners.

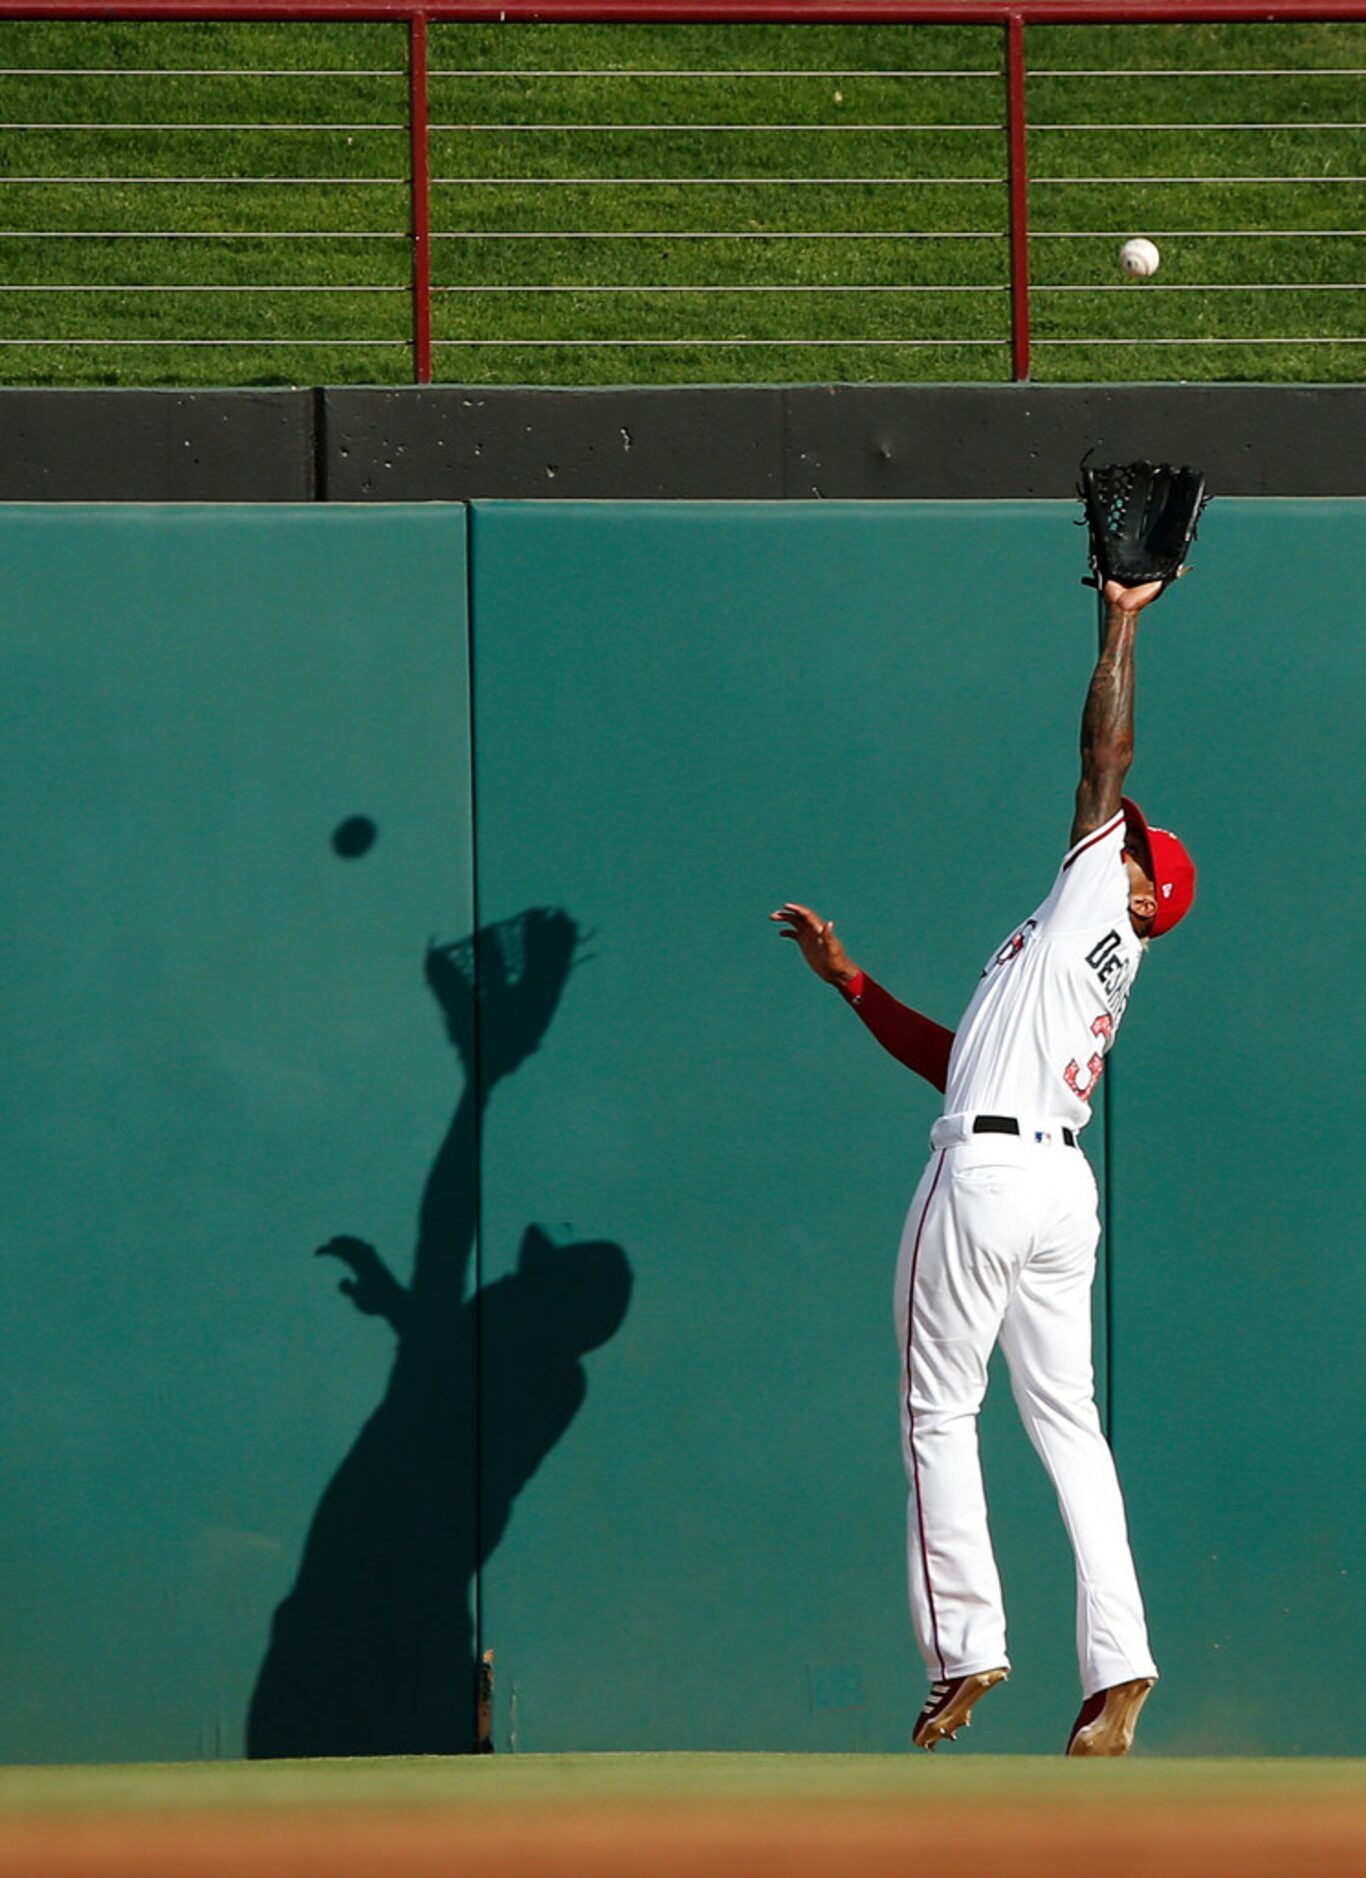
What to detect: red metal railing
<box><xmin>1</xmin><ymin>0</ymin><xmax>1362</xmax><ymax>383</ymax></box>
<box><xmin>1004</xmin><ymin>13</ymin><xmax>1030</xmax><ymax>378</ymax></box>
<box><xmin>7</xmin><ymin>2</ymin><xmax>1366</xmax><ymax>16</ymax></box>
<box><xmin>407</xmin><ymin>10</ymin><xmax>431</xmax><ymax>379</ymax></box>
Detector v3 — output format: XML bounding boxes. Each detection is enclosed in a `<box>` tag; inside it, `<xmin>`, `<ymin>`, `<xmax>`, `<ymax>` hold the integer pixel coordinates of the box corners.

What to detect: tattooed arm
<box><xmin>1070</xmin><ymin>579</ymin><xmax>1163</xmax><ymax>848</ymax></box>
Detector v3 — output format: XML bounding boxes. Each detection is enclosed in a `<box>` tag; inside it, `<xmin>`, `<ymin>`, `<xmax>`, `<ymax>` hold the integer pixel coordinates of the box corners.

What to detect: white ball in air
<box><xmin>1120</xmin><ymin>237</ymin><xmax>1160</xmax><ymax>278</ymax></box>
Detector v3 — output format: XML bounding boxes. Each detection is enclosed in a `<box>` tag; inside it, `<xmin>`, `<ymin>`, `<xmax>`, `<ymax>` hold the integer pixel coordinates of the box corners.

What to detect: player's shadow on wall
<box><xmin>246</xmin><ymin>908</ymin><xmax>632</xmax><ymax>1758</ymax></box>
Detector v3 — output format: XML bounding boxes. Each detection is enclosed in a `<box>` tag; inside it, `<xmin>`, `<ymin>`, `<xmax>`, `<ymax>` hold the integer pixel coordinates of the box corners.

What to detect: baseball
<box><xmin>1120</xmin><ymin>237</ymin><xmax>1160</xmax><ymax>278</ymax></box>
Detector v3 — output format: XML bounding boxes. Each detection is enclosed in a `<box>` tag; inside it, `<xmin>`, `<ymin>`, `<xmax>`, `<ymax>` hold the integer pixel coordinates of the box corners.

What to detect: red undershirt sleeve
<box><xmin>837</xmin><ymin>971</ymin><xmax>955</xmax><ymax>1094</ymax></box>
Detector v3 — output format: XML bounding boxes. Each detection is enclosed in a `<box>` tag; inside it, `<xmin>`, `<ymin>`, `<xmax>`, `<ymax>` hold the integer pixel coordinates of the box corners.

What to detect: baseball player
<box><xmin>772</xmin><ymin>577</ymin><xmax>1195</xmax><ymax>1756</ymax></box>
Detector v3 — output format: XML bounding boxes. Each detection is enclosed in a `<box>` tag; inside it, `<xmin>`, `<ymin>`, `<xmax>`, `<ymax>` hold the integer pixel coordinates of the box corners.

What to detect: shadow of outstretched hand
<box><xmin>316</xmin><ymin>1235</ymin><xmax>411</xmax><ymax>1332</ymax></box>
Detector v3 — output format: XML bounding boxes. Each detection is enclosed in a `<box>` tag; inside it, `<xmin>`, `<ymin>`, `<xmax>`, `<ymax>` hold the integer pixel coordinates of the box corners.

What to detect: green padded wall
<box><xmin>0</xmin><ymin>506</ymin><xmax>474</xmax><ymax>1763</ymax></box>
<box><xmin>1105</xmin><ymin>501</ymin><xmax>1364</xmax><ymax>1756</ymax></box>
<box><xmin>2</xmin><ymin>498</ymin><xmax>1359</xmax><ymax>1765</ymax></box>
<box><xmin>468</xmin><ymin>501</ymin><xmax>1121</xmax><ymax>1755</ymax></box>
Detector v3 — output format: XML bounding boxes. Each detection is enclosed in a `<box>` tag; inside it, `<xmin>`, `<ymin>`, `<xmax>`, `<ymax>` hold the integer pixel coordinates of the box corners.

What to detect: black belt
<box><xmin>973</xmin><ymin>1114</ymin><xmax>1078</xmax><ymax>1149</ymax></box>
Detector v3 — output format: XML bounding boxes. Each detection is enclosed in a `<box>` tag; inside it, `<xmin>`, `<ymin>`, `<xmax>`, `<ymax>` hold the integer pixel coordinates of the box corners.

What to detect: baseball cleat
<box><xmin>912</xmin><ymin>1668</ymin><xmax>1009</xmax><ymax>1752</ymax></box>
<box><xmin>1066</xmin><ymin>1677</ymin><xmax>1156</xmax><ymax>1757</ymax></box>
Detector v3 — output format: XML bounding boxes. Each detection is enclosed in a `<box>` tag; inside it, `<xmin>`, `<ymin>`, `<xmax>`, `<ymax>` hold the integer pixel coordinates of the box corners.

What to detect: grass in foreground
<box><xmin>0</xmin><ymin>1753</ymin><xmax>1362</xmax><ymax>1816</ymax></box>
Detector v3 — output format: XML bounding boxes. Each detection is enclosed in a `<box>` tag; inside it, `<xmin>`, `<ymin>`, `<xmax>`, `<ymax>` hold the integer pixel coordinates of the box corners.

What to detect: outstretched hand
<box><xmin>769</xmin><ymin>902</ymin><xmax>859</xmax><ymax>988</ymax></box>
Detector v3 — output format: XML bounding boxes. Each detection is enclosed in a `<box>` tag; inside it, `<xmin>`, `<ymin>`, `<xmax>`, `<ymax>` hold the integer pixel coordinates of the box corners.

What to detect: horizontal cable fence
<box><xmin>0</xmin><ymin>2</ymin><xmax>1361</xmax><ymax>386</ymax></box>
<box><xmin>1024</xmin><ymin>14</ymin><xmax>1365</xmax><ymax>374</ymax></box>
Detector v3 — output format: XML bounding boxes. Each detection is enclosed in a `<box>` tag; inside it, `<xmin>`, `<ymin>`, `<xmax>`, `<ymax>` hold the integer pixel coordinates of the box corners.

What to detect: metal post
<box><xmin>1004</xmin><ymin>11</ymin><xmax>1030</xmax><ymax>381</ymax></box>
<box><xmin>409</xmin><ymin>9</ymin><xmax>433</xmax><ymax>384</ymax></box>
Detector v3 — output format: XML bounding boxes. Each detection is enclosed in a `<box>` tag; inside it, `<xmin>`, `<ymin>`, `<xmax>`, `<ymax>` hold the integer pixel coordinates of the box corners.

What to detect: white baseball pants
<box><xmin>893</xmin><ymin>1122</ymin><xmax>1158</xmax><ymax>1698</ymax></box>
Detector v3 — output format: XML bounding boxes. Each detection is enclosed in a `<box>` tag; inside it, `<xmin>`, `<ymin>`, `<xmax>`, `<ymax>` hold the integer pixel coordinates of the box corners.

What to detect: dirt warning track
<box><xmin>2</xmin><ymin>1793</ymin><xmax>1363</xmax><ymax>1878</ymax></box>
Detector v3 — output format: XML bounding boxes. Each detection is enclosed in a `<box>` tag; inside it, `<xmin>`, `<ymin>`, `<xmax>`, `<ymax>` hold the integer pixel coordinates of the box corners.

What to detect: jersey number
<box><xmin>1064</xmin><ymin>1012</ymin><xmax>1115</xmax><ymax>1102</ymax></box>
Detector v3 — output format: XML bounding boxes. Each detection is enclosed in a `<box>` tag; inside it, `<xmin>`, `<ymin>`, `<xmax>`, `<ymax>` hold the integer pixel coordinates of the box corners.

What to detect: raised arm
<box><xmin>1070</xmin><ymin>579</ymin><xmax>1163</xmax><ymax>848</ymax></box>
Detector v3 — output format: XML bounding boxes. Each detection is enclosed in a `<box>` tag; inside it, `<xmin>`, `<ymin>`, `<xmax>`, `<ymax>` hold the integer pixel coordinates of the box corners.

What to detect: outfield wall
<box><xmin>2</xmin><ymin>496</ymin><xmax>1361</xmax><ymax>1764</ymax></box>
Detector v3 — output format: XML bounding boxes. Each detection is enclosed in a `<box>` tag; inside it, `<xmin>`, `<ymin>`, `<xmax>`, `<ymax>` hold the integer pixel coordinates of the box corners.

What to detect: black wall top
<box><xmin>0</xmin><ymin>389</ymin><xmax>316</xmax><ymax>502</ymax></box>
<box><xmin>1</xmin><ymin>383</ymin><xmax>1362</xmax><ymax>502</ymax></box>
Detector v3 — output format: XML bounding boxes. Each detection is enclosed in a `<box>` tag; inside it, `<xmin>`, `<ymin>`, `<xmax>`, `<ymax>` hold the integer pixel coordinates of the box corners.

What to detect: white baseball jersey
<box><xmin>943</xmin><ymin>809</ymin><xmax>1141</xmax><ymax>1131</ymax></box>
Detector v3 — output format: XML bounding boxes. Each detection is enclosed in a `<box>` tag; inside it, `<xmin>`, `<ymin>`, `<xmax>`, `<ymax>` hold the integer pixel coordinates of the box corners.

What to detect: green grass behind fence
<box><xmin>0</xmin><ymin>17</ymin><xmax>1362</xmax><ymax>387</ymax></box>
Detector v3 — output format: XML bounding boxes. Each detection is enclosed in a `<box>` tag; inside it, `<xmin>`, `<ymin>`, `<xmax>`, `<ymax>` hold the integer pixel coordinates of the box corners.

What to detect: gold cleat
<box><xmin>1066</xmin><ymin>1677</ymin><xmax>1156</xmax><ymax>1757</ymax></box>
<box><xmin>913</xmin><ymin>1669</ymin><xmax>1009</xmax><ymax>1752</ymax></box>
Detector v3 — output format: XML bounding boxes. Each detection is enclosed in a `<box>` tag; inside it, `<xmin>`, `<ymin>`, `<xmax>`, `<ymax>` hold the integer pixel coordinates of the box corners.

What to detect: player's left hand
<box><xmin>769</xmin><ymin>902</ymin><xmax>859</xmax><ymax>987</ymax></box>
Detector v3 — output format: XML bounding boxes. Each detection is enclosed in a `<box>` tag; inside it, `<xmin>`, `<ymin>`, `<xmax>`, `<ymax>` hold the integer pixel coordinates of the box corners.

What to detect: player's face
<box><xmin>1122</xmin><ymin>838</ymin><xmax>1156</xmax><ymax>938</ymax></box>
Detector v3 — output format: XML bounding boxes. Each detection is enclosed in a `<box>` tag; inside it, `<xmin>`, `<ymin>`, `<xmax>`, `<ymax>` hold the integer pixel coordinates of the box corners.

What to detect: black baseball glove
<box><xmin>1079</xmin><ymin>459</ymin><xmax>1208</xmax><ymax>593</ymax></box>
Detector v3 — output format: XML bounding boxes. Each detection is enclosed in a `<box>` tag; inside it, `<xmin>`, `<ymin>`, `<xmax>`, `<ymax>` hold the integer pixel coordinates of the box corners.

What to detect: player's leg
<box><xmin>894</xmin><ymin>1148</ymin><xmax>1021</xmax><ymax>1700</ymax></box>
<box><xmin>996</xmin><ymin>1155</ymin><xmax>1158</xmax><ymax>1701</ymax></box>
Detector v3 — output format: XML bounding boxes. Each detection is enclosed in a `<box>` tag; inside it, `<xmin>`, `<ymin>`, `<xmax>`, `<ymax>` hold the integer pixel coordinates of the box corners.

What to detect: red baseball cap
<box><xmin>1122</xmin><ymin>796</ymin><xmax>1196</xmax><ymax>937</ymax></box>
